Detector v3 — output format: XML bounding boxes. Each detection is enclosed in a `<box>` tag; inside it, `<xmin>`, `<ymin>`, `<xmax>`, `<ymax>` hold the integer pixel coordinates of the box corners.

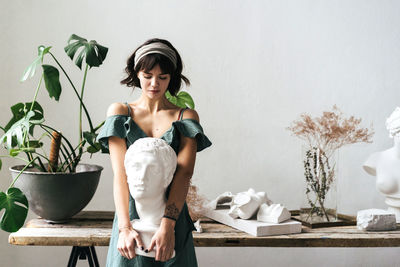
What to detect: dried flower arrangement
<box><xmin>287</xmin><ymin>105</ymin><xmax>374</xmax><ymax>222</ymax></box>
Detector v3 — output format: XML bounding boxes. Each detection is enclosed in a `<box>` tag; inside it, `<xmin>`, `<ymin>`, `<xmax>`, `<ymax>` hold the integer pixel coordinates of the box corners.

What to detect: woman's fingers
<box><xmin>154</xmin><ymin>241</ymin><xmax>160</xmax><ymax>261</ymax></box>
<box><xmin>127</xmin><ymin>242</ymin><xmax>136</xmax><ymax>259</ymax></box>
<box><xmin>118</xmin><ymin>230</ymin><xmax>139</xmax><ymax>260</ymax></box>
<box><xmin>157</xmin><ymin>244</ymin><xmax>174</xmax><ymax>262</ymax></box>
<box><xmin>167</xmin><ymin>246</ymin><xmax>174</xmax><ymax>260</ymax></box>
<box><xmin>134</xmin><ymin>233</ymin><xmax>145</xmax><ymax>251</ymax></box>
<box><xmin>117</xmin><ymin>238</ymin><xmax>127</xmax><ymax>258</ymax></box>
<box><xmin>147</xmin><ymin>238</ymin><xmax>156</xmax><ymax>253</ymax></box>
<box><xmin>165</xmin><ymin>244</ymin><xmax>174</xmax><ymax>261</ymax></box>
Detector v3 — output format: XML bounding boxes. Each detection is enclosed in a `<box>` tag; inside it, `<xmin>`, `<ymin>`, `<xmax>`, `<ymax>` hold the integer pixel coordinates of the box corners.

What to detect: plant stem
<box><xmin>317</xmin><ymin>196</ymin><xmax>330</xmax><ymax>221</ymax></box>
<box><xmin>59</xmin><ymin>143</ymin><xmax>74</xmax><ymax>172</ymax></box>
<box><xmin>58</xmin><ymin>144</ymin><xmax>72</xmax><ymax>172</ymax></box>
<box><xmin>94</xmin><ymin>121</ymin><xmax>105</xmax><ymax>132</ymax></box>
<box><xmin>9</xmin><ymin>157</ymin><xmax>38</xmax><ymax>188</ymax></box>
<box><xmin>24</xmin><ymin>151</ymin><xmax>32</xmax><ymax>162</ymax></box>
<box><xmin>29</xmin><ymin>74</ymin><xmax>43</xmax><ymax>113</ymax></box>
<box><xmin>25</xmin><ymin>73</ymin><xmax>43</xmax><ymax>161</ymax></box>
<box><xmin>36</xmin><ymin>156</ymin><xmax>46</xmax><ymax>172</ymax></box>
<box><xmin>48</xmin><ymin>52</ymin><xmax>94</xmax><ymax>132</ymax></box>
<box><xmin>79</xmin><ymin>64</ymin><xmax>89</xmax><ymax>156</ymax></box>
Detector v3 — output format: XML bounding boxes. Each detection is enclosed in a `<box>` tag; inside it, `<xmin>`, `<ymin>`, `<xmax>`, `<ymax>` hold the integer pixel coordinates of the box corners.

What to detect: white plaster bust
<box><xmin>363</xmin><ymin>107</ymin><xmax>400</xmax><ymax>222</ymax></box>
<box><xmin>124</xmin><ymin>137</ymin><xmax>177</xmax><ymax>257</ymax></box>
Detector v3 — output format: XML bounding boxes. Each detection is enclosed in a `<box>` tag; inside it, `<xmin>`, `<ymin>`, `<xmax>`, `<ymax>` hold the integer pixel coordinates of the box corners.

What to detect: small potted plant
<box><xmin>0</xmin><ymin>34</ymin><xmax>108</xmax><ymax>232</ymax></box>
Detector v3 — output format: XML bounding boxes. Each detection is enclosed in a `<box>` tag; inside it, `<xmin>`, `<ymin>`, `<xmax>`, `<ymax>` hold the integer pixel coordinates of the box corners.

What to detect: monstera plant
<box><xmin>0</xmin><ymin>34</ymin><xmax>108</xmax><ymax>232</ymax></box>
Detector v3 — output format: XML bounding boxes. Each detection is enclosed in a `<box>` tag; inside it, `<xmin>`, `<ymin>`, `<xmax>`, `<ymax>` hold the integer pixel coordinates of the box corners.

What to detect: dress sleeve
<box><xmin>174</xmin><ymin>119</ymin><xmax>212</xmax><ymax>152</ymax></box>
<box><xmin>96</xmin><ymin>115</ymin><xmax>129</xmax><ymax>154</ymax></box>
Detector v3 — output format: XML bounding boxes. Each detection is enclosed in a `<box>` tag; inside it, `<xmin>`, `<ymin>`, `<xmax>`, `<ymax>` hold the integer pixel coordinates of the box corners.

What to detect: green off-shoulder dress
<box><xmin>96</xmin><ymin>105</ymin><xmax>212</xmax><ymax>267</ymax></box>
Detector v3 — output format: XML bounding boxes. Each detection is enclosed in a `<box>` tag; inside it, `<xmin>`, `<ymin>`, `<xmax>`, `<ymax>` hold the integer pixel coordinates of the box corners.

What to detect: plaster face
<box><xmin>125</xmin><ymin>151</ymin><xmax>165</xmax><ymax>199</ymax></box>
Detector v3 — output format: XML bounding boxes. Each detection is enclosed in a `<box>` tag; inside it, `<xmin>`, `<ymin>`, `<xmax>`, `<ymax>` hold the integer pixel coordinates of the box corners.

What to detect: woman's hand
<box><xmin>147</xmin><ymin>221</ymin><xmax>175</xmax><ymax>262</ymax></box>
<box><xmin>117</xmin><ymin>228</ymin><xmax>144</xmax><ymax>260</ymax></box>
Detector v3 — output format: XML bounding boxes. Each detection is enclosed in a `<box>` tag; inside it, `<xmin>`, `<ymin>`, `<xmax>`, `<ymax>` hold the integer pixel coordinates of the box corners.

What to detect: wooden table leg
<box><xmin>67</xmin><ymin>246</ymin><xmax>99</xmax><ymax>267</ymax></box>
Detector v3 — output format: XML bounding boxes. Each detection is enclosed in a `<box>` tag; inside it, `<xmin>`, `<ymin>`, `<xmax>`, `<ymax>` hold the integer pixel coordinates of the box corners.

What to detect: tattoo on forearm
<box><xmin>164</xmin><ymin>203</ymin><xmax>180</xmax><ymax>220</ymax></box>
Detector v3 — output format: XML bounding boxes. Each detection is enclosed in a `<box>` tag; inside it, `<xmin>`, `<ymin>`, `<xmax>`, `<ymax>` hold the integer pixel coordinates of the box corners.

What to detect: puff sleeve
<box><xmin>96</xmin><ymin>115</ymin><xmax>130</xmax><ymax>153</ymax></box>
<box><xmin>165</xmin><ymin>119</ymin><xmax>212</xmax><ymax>153</ymax></box>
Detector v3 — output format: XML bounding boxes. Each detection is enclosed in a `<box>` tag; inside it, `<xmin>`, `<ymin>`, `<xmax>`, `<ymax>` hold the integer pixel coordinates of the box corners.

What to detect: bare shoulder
<box><xmin>106</xmin><ymin>102</ymin><xmax>129</xmax><ymax>117</ymax></box>
<box><xmin>182</xmin><ymin>108</ymin><xmax>200</xmax><ymax>122</ymax></box>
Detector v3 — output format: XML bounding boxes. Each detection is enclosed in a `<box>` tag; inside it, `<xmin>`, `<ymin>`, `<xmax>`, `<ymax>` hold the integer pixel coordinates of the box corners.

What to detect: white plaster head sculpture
<box><xmin>125</xmin><ymin>137</ymin><xmax>177</xmax><ymax>200</ymax></box>
<box><xmin>124</xmin><ymin>137</ymin><xmax>177</xmax><ymax>257</ymax></box>
<box><xmin>363</xmin><ymin>107</ymin><xmax>400</xmax><ymax>222</ymax></box>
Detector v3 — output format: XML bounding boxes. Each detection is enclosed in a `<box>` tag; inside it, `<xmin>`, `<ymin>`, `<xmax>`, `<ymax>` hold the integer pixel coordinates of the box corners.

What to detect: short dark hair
<box><xmin>121</xmin><ymin>38</ymin><xmax>190</xmax><ymax>96</ymax></box>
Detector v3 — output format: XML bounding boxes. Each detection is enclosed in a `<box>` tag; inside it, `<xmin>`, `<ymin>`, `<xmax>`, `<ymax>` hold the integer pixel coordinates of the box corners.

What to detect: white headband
<box><xmin>134</xmin><ymin>42</ymin><xmax>177</xmax><ymax>69</ymax></box>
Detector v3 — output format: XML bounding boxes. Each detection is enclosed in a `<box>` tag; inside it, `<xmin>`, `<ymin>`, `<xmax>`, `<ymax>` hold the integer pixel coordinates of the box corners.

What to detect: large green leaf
<box><xmin>0</xmin><ymin>187</ymin><xmax>29</xmax><ymax>233</ymax></box>
<box><xmin>83</xmin><ymin>131</ymin><xmax>101</xmax><ymax>154</ymax></box>
<box><xmin>177</xmin><ymin>91</ymin><xmax>195</xmax><ymax>109</ymax></box>
<box><xmin>64</xmin><ymin>34</ymin><xmax>108</xmax><ymax>69</ymax></box>
<box><xmin>165</xmin><ymin>91</ymin><xmax>178</xmax><ymax>105</ymax></box>
<box><xmin>0</xmin><ymin>110</ymin><xmax>44</xmax><ymax>150</ymax></box>
<box><xmin>4</xmin><ymin>103</ymin><xmax>26</xmax><ymax>132</ymax></box>
<box><xmin>42</xmin><ymin>65</ymin><xmax>62</xmax><ymax>101</ymax></box>
<box><xmin>4</xmin><ymin>102</ymin><xmax>44</xmax><ymax>132</ymax></box>
<box><xmin>2</xmin><ymin>102</ymin><xmax>44</xmax><ymax>142</ymax></box>
<box><xmin>20</xmin><ymin>46</ymin><xmax>52</xmax><ymax>82</ymax></box>
<box><xmin>165</xmin><ymin>91</ymin><xmax>195</xmax><ymax>109</ymax></box>
<box><xmin>87</xmin><ymin>144</ymin><xmax>101</xmax><ymax>154</ymax></box>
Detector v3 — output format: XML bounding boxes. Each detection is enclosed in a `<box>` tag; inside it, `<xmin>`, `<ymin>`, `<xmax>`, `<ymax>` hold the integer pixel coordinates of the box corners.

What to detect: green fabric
<box><xmin>97</xmin><ymin>114</ymin><xmax>212</xmax><ymax>154</ymax></box>
<box><xmin>96</xmin><ymin>114</ymin><xmax>211</xmax><ymax>267</ymax></box>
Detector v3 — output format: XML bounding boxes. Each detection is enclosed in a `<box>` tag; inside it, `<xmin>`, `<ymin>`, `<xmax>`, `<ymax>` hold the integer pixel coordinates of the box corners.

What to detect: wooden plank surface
<box><xmin>8</xmin><ymin>211</ymin><xmax>400</xmax><ymax>247</ymax></box>
<box><xmin>8</xmin><ymin>228</ymin><xmax>111</xmax><ymax>246</ymax></box>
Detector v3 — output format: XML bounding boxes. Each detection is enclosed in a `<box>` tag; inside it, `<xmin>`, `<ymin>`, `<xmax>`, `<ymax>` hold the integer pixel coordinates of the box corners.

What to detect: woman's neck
<box><xmin>136</xmin><ymin>94</ymin><xmax>170</xmax><ymax>114</ymax></box>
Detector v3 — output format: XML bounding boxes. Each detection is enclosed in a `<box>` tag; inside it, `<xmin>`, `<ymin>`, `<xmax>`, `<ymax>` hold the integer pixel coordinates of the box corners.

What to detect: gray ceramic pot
<box><xmin>10</xmin><ymin>164</ymin><xmax>103</xmax><ymax>223</ymax></box>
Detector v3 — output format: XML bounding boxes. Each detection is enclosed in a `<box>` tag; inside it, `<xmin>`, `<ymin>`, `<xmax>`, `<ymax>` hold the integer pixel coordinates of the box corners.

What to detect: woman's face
<box><xmin>137</xmin><ymin>64</ymin><xmax>171</xmax><ymax>99</ymax></box>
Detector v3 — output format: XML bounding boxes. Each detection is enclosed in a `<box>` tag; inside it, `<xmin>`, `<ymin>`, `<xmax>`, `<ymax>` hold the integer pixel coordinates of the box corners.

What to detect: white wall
<box><xmin>1</xmin><ymin>0</ymin><xmax>400</xmax><ymax>266</ymax></box>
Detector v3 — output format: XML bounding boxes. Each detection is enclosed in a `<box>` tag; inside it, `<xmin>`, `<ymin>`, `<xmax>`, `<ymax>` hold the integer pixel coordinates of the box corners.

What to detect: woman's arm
<box><xmin>107</xmin><ymin>103</ymin><xmax>144</xmax><ymax>260</ymax></box>
<box><xmin>147</xmin><ymin>109</ymin><xmax>199</xmax><ymax>262</ymax></box>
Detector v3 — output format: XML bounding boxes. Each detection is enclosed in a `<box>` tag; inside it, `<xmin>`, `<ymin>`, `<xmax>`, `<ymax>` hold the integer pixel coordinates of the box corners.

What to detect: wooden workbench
<box><xmin>8</xmin><ymin>211</ymin><xmax>400</xmax><ymax>266</ymax></box>
<box><xmin>9</xmin><ymin>210</ymin><xmax>400</xmax><ymax>247</ymax></box>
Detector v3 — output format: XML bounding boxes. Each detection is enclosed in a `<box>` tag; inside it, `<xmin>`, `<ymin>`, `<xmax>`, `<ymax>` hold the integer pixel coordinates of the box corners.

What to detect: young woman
<box><xmin>97</xmin><ymin>38</ymin><xmax>212</xmax><ymax>266</ymax></box>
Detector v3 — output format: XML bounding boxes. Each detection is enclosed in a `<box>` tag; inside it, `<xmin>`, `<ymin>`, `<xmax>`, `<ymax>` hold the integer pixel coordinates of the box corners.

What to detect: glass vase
<box><xmin>300</xmin><ymin>145</ymin><xmax>338</xmax><ymax>224</ymax></box>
